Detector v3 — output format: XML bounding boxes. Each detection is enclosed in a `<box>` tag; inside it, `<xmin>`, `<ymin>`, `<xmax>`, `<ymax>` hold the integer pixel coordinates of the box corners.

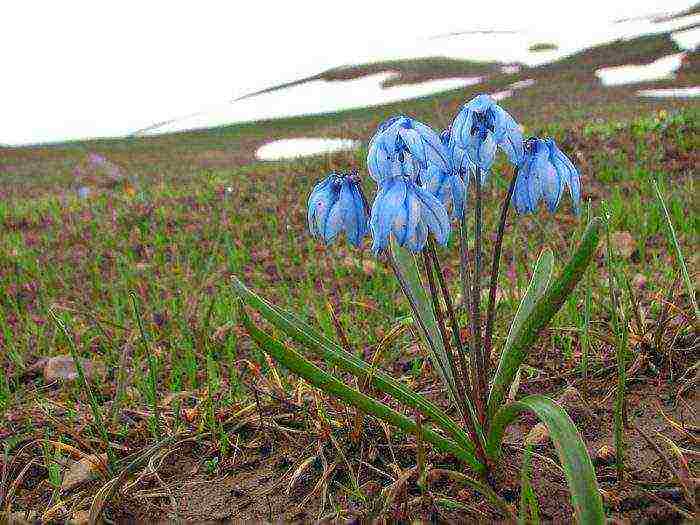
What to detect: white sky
<box><xmin>1</xmin><ymin>1</ymin><xmax>695</xmax><ymax>145</ymax></box>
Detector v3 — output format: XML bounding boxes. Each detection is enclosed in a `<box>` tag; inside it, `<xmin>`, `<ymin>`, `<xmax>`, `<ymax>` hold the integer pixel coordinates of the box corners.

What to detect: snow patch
<box><xmin>595</xmin><ymin>53</ymin><xmax>685</xmax><ymax>86</ymax></box>
<box><xmin>637</xmin><ymin>86</ymin><xmax>700</xmax><ymax>98</ymax></box>
<box><xmin>142</xmin><ymin>72</ymin><xmax>483</xmax><ymax>136</ymax></box>
<box><xmin>672</xmin><ymin>26</ymin><xmax>700</xmax><ymax>50</ymax></box>
<box><xmin>255</xmin><ymin>138</ymin><xmax>360</xmax><ymax>161</ymax></box>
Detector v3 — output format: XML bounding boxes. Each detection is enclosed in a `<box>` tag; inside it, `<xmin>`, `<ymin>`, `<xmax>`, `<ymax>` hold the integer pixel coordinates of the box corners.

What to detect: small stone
<box><xmin>610</xmin><ymin>231</ymin><xmax>636</xmax><ymax>259</ymax></box>
<box><xmin>43</xmin><ymin>355</ymin><xmax>106</xmax><ymax>384</ymax></box>
<box><xmin>61</xmin><ymin>453</ymin><xmax>107</xmax><ymax>492</ymax></box>
<box><xmin>633</xmin><ymin>273</ymin><xmax>647</xmax><ymax>289</ymax></box>
<box><xmin>595</xmin><ymin>444</ymin><xmax>615</xmax><ymax>465</ymax></box>
<box><xmin>8</xmin><ymin>511</ymin><xmax>39</xmax><ymax>525</ymax></box>
<box><xmin>68</xmin><ymin>510</ymin><xmax>90</xmax><ymax>525</ymax></box>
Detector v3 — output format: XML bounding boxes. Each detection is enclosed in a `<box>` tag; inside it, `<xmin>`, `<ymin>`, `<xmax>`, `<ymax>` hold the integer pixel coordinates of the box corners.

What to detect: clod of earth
<box><xmin>61</xmin><ymin>453</ymin><xmax>108</xmax><ymax>492</ymax></box>
<box><xmin>43</xmin><ymin>355</ymin><xmax>106</xmax><ymax>383</ymax></box>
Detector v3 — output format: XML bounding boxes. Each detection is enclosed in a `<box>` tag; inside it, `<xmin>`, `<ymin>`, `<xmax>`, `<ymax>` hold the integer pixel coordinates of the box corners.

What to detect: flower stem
<box><xmin>482</xmin><ymin>167</ymin><xmax>518</xmax><ymax>384</ymax></box>
<box><xmin>423</xmin><ymin>247</ymin><xmax>487</xmax><ymax>465</ymax></box>
<box><xmin>427</xmin><ymin>238</ymin><xmax>470</xmax><ymax>399</ymax></box>
<box><xmin>427</xmin><ymin>239</ymin><xmax>488</xmax><ymax>467</ymax></box>
<box><xmin>472</xmin><ymin>168</ymin><xmax>486</xmax><ymax>425</ymax></box>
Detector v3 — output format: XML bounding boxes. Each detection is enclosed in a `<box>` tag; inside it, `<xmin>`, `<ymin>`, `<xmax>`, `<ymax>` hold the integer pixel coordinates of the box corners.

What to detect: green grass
<box><xmin>1</xmin><ymin>108</ymin><xmax>696</xmax><ymax>417</ymax></box>
<box><xmin>0</xmin><ymin>29</ymin><xmax>698</xmax><ymax>520</ymax></box>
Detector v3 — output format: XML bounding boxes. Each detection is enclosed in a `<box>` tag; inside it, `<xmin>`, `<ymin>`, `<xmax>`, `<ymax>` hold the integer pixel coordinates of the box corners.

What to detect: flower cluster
<box><xmin>307</xmin><ymin>94</ymin><xmax>581</xmax><ymax>253</ymax></box>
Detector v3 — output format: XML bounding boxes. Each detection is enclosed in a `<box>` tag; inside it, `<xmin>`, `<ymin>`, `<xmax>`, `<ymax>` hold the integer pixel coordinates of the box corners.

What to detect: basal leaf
<box><xmin>487</xmin><ymin>395</ymin><xmax>604</xmax><ymax>525</ymax></box>
<box><xmin>487</xmin><ymin>218</ymin><xmax>601</xmax><ymax>417</ymax></box>
<box><xmin>241</xmin><ymin>309</ymin><xmax>484</xmax><ymax>473</ymax></box>
<box><xmin>389</xmin><ymin>239</ymin><xmax>460</xmax><ymax>411</ymax></box>
<box><xmin>230</xmin><ymin>276</ymin><xmax>478</xmax><ymax>459</ymax></box>
<box><xmin>489</xmin><ymin>249</ymin><xmax>554</xmax><ymax>416</ymax></box>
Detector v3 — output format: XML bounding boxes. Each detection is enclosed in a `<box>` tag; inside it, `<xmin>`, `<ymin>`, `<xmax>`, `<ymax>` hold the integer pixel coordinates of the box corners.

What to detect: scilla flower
<box><xmin>451</xmin><ymin>94</ymin><xmax>524</xmax><ymax>172</ymax></box>
<box><xmin>370</xmin><ymin>159</ymin><xmax>450</xmax><ymax>253</ymax></box>
<box><xmin>513</xmin><ymin>138</ymin><xmax>581</xmax><ymax>215</ymax></box>
<box><xmin>368</xmin><ymin>115</ymin><xmax>448</xmax><ymax>183</ymax></box>
<box><xmin>307</xmin><ymin>172</ymin><xmax>369</xmax><ymax>247</ymax></box>
<box><xmin>368</xmin><ymin>116</ymin><xmax>464</xmax><ymax>219</ymax></box>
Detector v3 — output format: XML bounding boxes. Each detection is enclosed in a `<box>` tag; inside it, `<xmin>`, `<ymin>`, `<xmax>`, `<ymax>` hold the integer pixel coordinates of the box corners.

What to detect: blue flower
<box><xmin>368</xmin><ymin>116</ymin><xmax>464</xmax><ymax>220</ymax></box>
<box><xmin>370</xmin><ymin>165</ymin><xmax>450</xmax><ymax>253</ymax></box>
<box><xmin>451</xmin><ymin>94</ymin><xmax>524</xmax><ymax>171</ymax></box>
<box><xmin>513</xmin><ymin>138</ymin><xmax>581</xmax><ymax>215</ymax></box>
<box><xmin>367</xmin><ymin>115</ymin><xmax>449</xmax><ymax>184</ymax></box>
<box><xmin>307</xmin><ymin>172</ymin><xmax>369</xmax><ymax>246</ymax></box>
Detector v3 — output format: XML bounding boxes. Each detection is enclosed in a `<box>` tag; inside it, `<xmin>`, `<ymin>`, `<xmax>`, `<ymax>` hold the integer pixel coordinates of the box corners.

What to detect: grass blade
<box><xmin>652</xmin><ymin>179</ymin><xmax>699</xmax><ymax>321</ymax></box>
<box><xmin>487</xmin><ymin>395</ymin><xmax>604</xmax><ymax>525</ymax></box>
<box><xmin>240</xmin><ymin>308</ymin><xmax>485</xmax><ymax>473</ymax></box>
<box><xmin>230</xmin><ymin>276</ymin><xmax>478</xmax><ymax>457</ymax></box>
<box><xmin>518</xmin><ymin>444</ymin><xmax>540</xmax><ymax>525</ymax></box>
<box><xmin>603</xmin><ymin>210</ymin><xmax>628</xmax><ymax>482</ymax></box>
<box><xmin>487</xmin><ymin>218</ymin><xmax>602</xmax><ymax>418</ymax></box>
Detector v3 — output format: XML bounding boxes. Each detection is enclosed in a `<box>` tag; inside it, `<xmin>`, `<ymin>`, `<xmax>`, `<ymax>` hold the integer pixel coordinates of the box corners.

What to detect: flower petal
<box><xmin>371</xmin><ymin>178</ymin><xmax>407</xmax><ymax>253</ymax></box>
<box><xmin>415</xmin><ymin>185</ymin><xmax>450</xmax><ymax>246</ymax></box>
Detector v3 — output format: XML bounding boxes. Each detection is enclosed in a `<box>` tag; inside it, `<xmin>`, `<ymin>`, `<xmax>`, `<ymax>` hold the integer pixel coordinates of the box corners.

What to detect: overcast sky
<box><xmin>1</xmin><ymin>0</ymin><xmax>694</xmax><ymax>145</ymax></box>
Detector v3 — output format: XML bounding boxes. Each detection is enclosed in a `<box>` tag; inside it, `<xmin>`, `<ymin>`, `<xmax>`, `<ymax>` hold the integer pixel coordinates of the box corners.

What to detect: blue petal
<box><xmin>541</xmin><ymin>160</ymin><xmax>563</xmax><ymax>212</ymax></box>
<box><xmin>307</xmin><ymin>176</ymin><xmax>336</xmax><ymax>237</ymax></box>
<box><xmin>414</xmin><ymin>185</ymin><xmax>450</xmax><ymax>246</ymax></box>
<box><xmin>323</xmin><ymin>195</ymin><xmax>344</xmax><ymax>244</ymax></box>
<box><xmin>413</xmin><ymin>120</ymin><xmax>450</xmax><ymax>169</ymax></box>
<box><xmin>337</xmin><ymin>181</ymin><xmax>359</xmax><ymax>245</ymax></box>
<box><xmin>399</xmin><ymin>127</ymin><xmax>427</xmax><ymax>168</ymax></box>
<box><xmin>492</xmin><ymin>105</ymin><xmax>524</xmax><ymax>166</ymax></box>
<box><xmin>370</xmin><ymin>178</ymin><xmax>407</xmax><ymax>253</ymax></box>
<box><xmin>403</xmin><ymin>189</ymin><xmax>422</xmax><ymax>251</ymax></box>
<box><xmin>547</xmin><ymin>139</ymin><xmax>581</xmax><ymax>213</ymax></box>
<box><xmin>350</xmin><ymin>184</ymin><xmax>369</xmax><ymax>244</ymax></box>
<box><xmin>467</xmin><ymin>131</ymin><xmax>497</xmax><ymax>171</ymax></box>
<box><xmin>367</xmin><ymin>140</ymin><xmax>393</xmax><ymax>184</ymax></box>
<box><xmin>450</xmin><ymin>172</ymin><xmax>465</xmax><ymax>219</ymax></box>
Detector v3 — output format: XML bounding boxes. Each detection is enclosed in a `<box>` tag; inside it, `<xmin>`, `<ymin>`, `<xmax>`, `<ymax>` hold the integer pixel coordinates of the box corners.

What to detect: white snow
<box><xmin>255</xmin><ymin>138</ymin><xmax>360</xmax><ymax>161</ymax></box>
<box><xmin>4</xmin><ymin>2</ymin><xmax>700</xmax><ymax>145</ymax></box>
<box><xmin>141</xmin><ymin>73</ymin><xmax>483</xmax><ymax>136</ymax></box>
<box><xmin>637</xmin><ymin>86</ymin><xmax>700</xmax><ymax>97</ymax></box>
<box><xmin>672</xmin><ymin>26</ymin><xmax>700</xmax><ymax>50</ymax></box>
<box><xmin>488</xmin><ymin>78</ymin><xmax>536</xmax><ymax>102</ymax></box>
<box><xmin>595</xmin><ymin>53</ymin><xmax>686</xmax><ymax>86</ymax></box>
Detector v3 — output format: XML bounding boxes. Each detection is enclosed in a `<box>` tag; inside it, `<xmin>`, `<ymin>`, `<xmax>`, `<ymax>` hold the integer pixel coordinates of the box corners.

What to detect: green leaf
<box><xmin>487</xmin><ymin>395</ymin><xmax>604</xmax><ymax>525</ymax></box>
<box><xmin>230</xmin><ymin>277</ymin><xmax>480</xmax><ymax>462</ymax></box>
<box><xmin>487</xmin><ymin>218</ymin><xmax>601</xmax><ymax>417</ymax></box>
<box><xmin>493</xmin><ymin>249</ymin><xmax>554</xmax><ymax>408</ymax></box>
<box><xmin>241</xmin><ymin>309</ymin><xmax>484</xmax><ymax>473</ymax></box>
<box><xmin>389</xmin><ymin>238</ymin><xmax>459</xmax><ymax>407</ymax></box>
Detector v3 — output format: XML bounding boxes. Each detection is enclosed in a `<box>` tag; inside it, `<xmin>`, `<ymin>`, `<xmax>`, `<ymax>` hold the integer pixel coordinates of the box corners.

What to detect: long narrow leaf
<box><xmin>487</xmin><ymin>395</ymin><xmax>604</xmax><ymax>525</ymax></box>
<box><xmin>241</xmin><ymin>310</ymin><xmax>485</xmax><ymax>473</ymax></box>
<box><xmin>496</xmin><ymin>249</ymin><xmax>554</xmax><ymax>406</ymax></box>
<box><xmin>230</xmin><ymin>277</ymin><xmax>477</xmax><ymax>456</ymax></box>
<box><xmin>487</xmin><ymin>218</ymin><xmax>602</xmax><ymax>417</ymax></box>
<box><xmin>390</xmin><ymin>238</ymin><xmax>459</xmax><ymax>406</ymax></box>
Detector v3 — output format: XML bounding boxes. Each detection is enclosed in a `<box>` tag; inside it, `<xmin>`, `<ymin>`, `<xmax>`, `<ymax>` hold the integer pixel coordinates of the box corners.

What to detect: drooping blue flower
<box><xmin>370</xmin><ymin>165</ymin><xmax>450</xmax><ymax>253</ymax></box>
<box><xmin>513</xmin><ymin>138</ymin><xmax>581</xmax><ymax>215</ymax></box>
<box><xmin>451</xmin><ymin>94</ymin><xmax>524</xmax><ymax>171</ymax></box>
<box><xmin>307</xmin><ymin>172</ymin><xmax>369</xmax><ymax>246</ymax></box>
<box><xmin>367</xmin><ymin>115</ymin><xmax>449</xmax><ymax>184</ymax></box>
<box><xmin>367</xmin><ymin>116</ymin><xmax>464</xmax><ymax>219</ymax></box>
